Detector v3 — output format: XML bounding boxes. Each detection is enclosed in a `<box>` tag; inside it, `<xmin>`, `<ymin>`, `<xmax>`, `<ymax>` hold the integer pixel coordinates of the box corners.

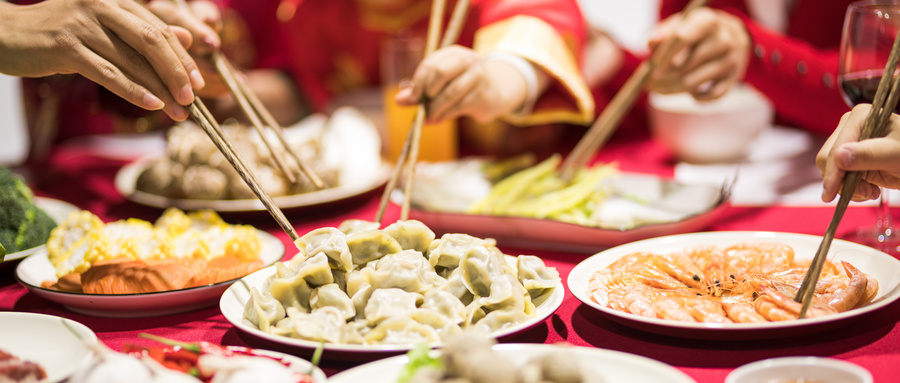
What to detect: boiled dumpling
<box><xmin>364</xmin><ymin>288</ymin><xmax>421</xmax><ymax>325</ymax></box>
<box><xmin>243</xmin><ymin>287</ymin><xmax>285</xmax><ymax>332</ymax></box>
<box><xmin>516</xmin><ymin>255</ymin><xmax>560</xmax><ymax>298</ymax></box>
<box><xmin>295</xmin><ymin>252</ymin><xmax>334</xmax><ymax>286</ymax></box>
<box><xmin>421</xmin><ymin>289</ymin><xmax>466</xmax><ymax>325</ymax></box>
<box><xmin>338</xmin><ymin>219</ymin><xmax>381</xmax><ymax>235</ymax></box>
<box><xmin>347</xmin><ymin>229</ymin><xmax>403</xmax><ymax>264</ymax></box>
<box><xmin>275</xmin><ymin>306</ymin><xmax>344</xmax><ymax>343</ymax></box>
<box><xmin>265</xmin><ymin>262</ymin><xmax>313</xmax><ymax>312</ymax></box>
<box><xmin>310</xmin><ymin>283</ymin><xmax>356</xmax><ymax>320</ymax></box>
<box><xmin>428</xmin><ymin>233</ymin><xmax>497</xmax><ymax>270</ymax></box>
<box><xmin>460</xmin><ymin>245</ymin><xmax>509</xmax><ymax>297</ymax></box>
<box><xmin>383</xmin><ymin>220</ymin><xmax>435</xmax><ymax>254</ymax></box>
<box><xmin>363</xmin><ymin>316</ymin><xmax>441</xmax><ymax>344</ymax></box>
<box><xmin>298</xmin><ymin>227</ymin><xmax>353</xmax><ymax>271</ymax></box>
<box><xmin>362</xmin><ymin>250</ymin><xmax>443</xmax><ymax>294</ymax></box>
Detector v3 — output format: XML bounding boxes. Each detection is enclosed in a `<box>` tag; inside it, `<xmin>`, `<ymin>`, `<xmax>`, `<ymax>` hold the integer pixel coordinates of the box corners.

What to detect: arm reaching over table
<box><xmin>0</xmin><ymin>0</ymin><xmax>206</xmax><ymax>121</ymax></box>
<box><xmin>817</xmin><ymin>104</ymin><xmax>900</xmax><ymax>202</ymax></box>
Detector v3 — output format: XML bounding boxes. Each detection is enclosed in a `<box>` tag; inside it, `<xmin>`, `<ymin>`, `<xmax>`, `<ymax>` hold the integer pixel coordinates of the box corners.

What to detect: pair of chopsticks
<box><xmin>172</xmin><ymin>0</ymin><xmax>323</xmax><ymax>189</ymax></box>
<box><xmin>558</xmin><ymin>0</ymin><xmax>709</xmax><ymax>181</ymax></box>
<box><xmin>373</xmin><ymin>0</ymin><xmax>471</xmax><ymax>225</ymax></box>
<box><xmin>794</xmin><ymin>30</ymin><xmax>900</xmax><ymax>318</ymax></box>
<box><xmin>187</xmin><ymin>99</ymin><xmax>302</xmax><ymax>248</ymax></box>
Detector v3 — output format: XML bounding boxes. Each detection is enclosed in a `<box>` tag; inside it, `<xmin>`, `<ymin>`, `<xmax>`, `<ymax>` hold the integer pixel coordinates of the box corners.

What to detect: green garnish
<box><xmin>397</xmin><ymin>343</ymin><xmax>442</xmax><ymax>383</ymax></box>
<box><xmin>139</xmin><ymin>333</ymin><xmax>202</xmax><ymax>353</ymax></box>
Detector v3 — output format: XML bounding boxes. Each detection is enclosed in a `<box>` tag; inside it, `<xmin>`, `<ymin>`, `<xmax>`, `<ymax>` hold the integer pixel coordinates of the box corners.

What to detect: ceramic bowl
<box><xmin>725</xmin><ymin>356</ymin><xmax>873</xmax><ymax>383</ymax></box>
<box><xmin>648</xmin><ymin>84</ymin><xmax>774</xmax><ymax>164</ymax></box>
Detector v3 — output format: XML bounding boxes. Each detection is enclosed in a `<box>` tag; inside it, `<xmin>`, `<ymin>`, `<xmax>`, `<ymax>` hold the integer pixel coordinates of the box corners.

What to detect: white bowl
<box><xmin>648</xmin><ymin>84</ymin><xmax>774</xmax><ymax>163</ymax></box>
<box><xmin>725</xmin><ymin>357</ymin><xmax>873</xmax><ymax>383</ymax></box>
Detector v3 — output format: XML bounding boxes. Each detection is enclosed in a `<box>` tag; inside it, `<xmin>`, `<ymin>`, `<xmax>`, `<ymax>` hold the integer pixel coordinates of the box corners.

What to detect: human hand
<box><xmin>647</xmin><ymin>7</ymin><xmax>750</xmax><ymax>101</ymax></box>
<box><xmin>147</xmin><ymin>0</ymin><xmax>230</xmax><ymax>98</ymax></box>
<box><xmin>394</xmin><ymin>46</ymin><xmax>534</xmax><ymax>123</ymax></box>
<box><xmin>0</xmin><ymin>0</ymin><xmax>205</xmax><ymax>120</ymax></box>
<box><xmin>817</xmin><ymin>104</ymin><xmax>900</xmax><ymax>202</ymax></box>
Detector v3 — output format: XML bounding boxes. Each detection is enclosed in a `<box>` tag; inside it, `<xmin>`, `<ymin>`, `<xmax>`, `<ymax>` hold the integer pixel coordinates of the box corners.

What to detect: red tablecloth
<box><xmin>2</xmin><ymin>137</ymin><xmax>899</xmax><ymax>383</ymax></box>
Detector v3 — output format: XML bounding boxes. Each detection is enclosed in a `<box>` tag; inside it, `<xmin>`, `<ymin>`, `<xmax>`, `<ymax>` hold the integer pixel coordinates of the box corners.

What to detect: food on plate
<box><xmin>243</xmin><ymin>220</ymin><xmax>560</xmax><ymax>345</ymax></box>
<box><xmin>398</xmin><ymin>332</ymin><xmax>605</xmax><ymax>383</ymax></box>
<box><xmin>134</xmin><ymin>107</ymin><xmax>382</xmax><ymax>201</ymax></box>
<box><xmin>0</xmin><ymin>168</ymin><xmax>57</xmax><ymax>255</ymax></box>
<box><xmin>0</xmin><ymin>348</ymin><xmax>47</xmax><ymax>382</ymax></box>
<box><xmin>71</xmin><ymin>335</ymin><xmax>314</xmax><ymax>383</ymax></box>
<box><xmin>410</xmin><ymin>155</ymin><xmax>724</xmax><ymax>230</ymax></box>
<box><xmin>136</xmin><ymin>120</ymin><xmax>337</xmax><ymax>200</ymax></box>
<box><xmin>41</xmin><ymin>208</ymin><xmax>264</xmax><ymax>294</ymax></box>
<box><xmin>588</xmin><ymin>242</ymin><xmax>879</xmax><ymax>322</ymax></box>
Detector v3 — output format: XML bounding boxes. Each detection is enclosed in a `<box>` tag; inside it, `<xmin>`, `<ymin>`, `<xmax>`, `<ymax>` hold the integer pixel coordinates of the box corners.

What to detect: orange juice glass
<box><xmin>381</xmin><ymin>35</ymin><xmax>458</xmax><ymax>163</ymax></box>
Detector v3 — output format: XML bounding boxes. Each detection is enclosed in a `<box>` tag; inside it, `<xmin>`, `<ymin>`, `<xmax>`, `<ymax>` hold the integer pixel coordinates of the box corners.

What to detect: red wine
<box><xmin>840</xmin><ymin>70</ymin><xmax>900</xmax><ymax>112</ymax></box>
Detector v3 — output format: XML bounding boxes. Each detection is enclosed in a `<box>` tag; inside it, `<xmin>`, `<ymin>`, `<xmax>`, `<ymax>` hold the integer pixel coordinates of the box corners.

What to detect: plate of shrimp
<box><xmin>568</xmin><ymin>231</ymin><xmax>900</xmax><ymax>340</ymax></box>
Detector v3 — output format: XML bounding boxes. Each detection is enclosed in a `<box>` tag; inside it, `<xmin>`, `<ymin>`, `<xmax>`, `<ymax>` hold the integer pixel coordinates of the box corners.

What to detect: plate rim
<box><xmin>2</xmin><ymin>197</ymin><xmax>80</xmax><ymax>263</ymax></box>
<box><xmin>327</xmin><ymin>343</ymin><xmax>697</xmax><ymax>383</ymax></box>
<box><xmin>14</xmin><ymin>229</ymin><xmax>284</xmax><ymax>315</ymax></box>
<box><xmin>566</xmin><ymin>230</ymin><xmax>900</xmax><ymax>335</ymax></box>
<box><xmin>219</xmin><ymin>256</ymin><xmax>565</xmax><ymax>354</ymax></box>
<box><xmin>115</xmin><ymin>156</ymin><xmax>391</xmax><ymax>212</ymax></box>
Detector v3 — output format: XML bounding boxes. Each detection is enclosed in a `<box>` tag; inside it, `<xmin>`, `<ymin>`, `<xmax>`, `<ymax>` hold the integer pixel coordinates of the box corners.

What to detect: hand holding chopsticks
<box><xmin>559</xmin><ymin>0</ymin><xmax>709</xmax><ymax>181</ymax></box>
<box><xmin>795</xmin><ymin>29</ymin><xmax>900</xmax><ymax>318</ymax></box>
<box><xmin>374</xmin><ymin>0</ymin><xmax>470</xmax><ymax>225</ymax></box>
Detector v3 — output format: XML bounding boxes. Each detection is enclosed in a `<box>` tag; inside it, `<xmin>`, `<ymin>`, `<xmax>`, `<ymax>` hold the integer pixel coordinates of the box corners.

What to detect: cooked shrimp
<box><xmin>653</xmin><ymin>296</ymin><xmax>696</xmax><ymax>322</ymax></box>
<box><xmin>722</xmin><ymin>301</ymin><xmax>767</xmax><ymax>323</ymax></box>
<box><xmin>823</xmin><ymin>261</ymin><xmax>869</xmax><ymax>312</ymax></box>
<box><xmin>687</xmin><ymin>297</ymin><xmax>732</xmax><ymax>323</ymax></box>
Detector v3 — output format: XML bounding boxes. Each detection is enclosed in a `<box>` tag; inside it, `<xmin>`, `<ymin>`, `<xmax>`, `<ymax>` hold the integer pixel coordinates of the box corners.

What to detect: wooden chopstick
<box><xmin>225</xmin><ymin>57</ymin><xmax>326</xmax><ymax>189</ymax></box>
<box><xmin>794</xmin><ymin>30</ymin><xmax>900</xmax><ymax>318</ymax></box>
<box><xmin>374</xmin><ymin>0</ymin><xmax>470</xmax><ymax>224</ymax></box>
<box><xmin>187</xmin><ymin>98</ymin><xmax>302</xmax><ymax>249</ymax></box>
<box><xmin>558</xmin><ymin>0</ymin><xmax>709</xmax><ymax>182</ymax></box>
<box><xmin>211</xmin><ymin>52</ymin><xmax>296</xmax><ymax>183</ymax></box>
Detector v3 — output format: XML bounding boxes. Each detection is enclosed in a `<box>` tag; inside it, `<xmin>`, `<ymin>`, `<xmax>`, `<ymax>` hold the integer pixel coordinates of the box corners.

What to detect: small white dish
<box><xmin>725</xmin><ymin>356</ymin><xmax>873</xmax><ymax>383</ymax></box>
<box><xmin>2</xmin><ymin>197</ymin><xmax>79</xmax><ymax>264</ymax></box>
<box><xmin>219</xmin><ymin>256</ymin><xmax>565</xmax><ymax>355</ymax></box>
<box><xmin>15</xmin><ymin>230</ymin><xmax>284</xmax><ymax>318</ymax></box>
<box><xmin>0</xmin><ymin>312</ymin><xmax>97</xmax><ymax>383</ymax></box>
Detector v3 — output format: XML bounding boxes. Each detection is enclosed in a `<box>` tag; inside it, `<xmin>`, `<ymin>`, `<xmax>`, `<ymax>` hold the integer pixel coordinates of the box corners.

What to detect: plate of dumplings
<box><xmin>219</xmin><ymin>219</ymin><xmax>564</xmax><ymax>355</ymax></box>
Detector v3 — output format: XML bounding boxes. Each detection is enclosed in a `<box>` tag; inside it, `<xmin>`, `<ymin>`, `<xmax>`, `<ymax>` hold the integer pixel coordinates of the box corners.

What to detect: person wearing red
<box><xmin>648</xmin><ymin>0</ymin><xmax>853</xmax><ymax>136</ymax></box>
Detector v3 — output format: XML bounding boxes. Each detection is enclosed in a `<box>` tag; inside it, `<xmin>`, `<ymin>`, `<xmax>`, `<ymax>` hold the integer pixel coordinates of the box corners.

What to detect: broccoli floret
<box><xmin>0</xmin><ymin>229</ymin><xmax>16</xmax><ymax>253</ymax></box>
<box><xmin>0</xmin><ymin>168</ymin><xmax>57</xmax><ymax>253</ymax></box>
<box><xmin>13</xmin><ymin>205</ymin><xmax>56</xmax><ymax>252</ymax></box>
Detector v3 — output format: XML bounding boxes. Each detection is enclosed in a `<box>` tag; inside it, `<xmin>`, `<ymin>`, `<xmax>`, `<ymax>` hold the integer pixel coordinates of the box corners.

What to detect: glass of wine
<box><xmin>839</xmin><ymin>0</ymin><xmax>900</xmax><ymax>254</ymax></box>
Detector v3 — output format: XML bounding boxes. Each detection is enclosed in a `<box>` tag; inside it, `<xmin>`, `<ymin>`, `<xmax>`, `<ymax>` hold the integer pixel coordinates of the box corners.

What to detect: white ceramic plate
<box><xmin>0</xmin><ymin>312</ymin><xmax>97</xmax><ymax>383</ymax></box>
<box><xmin>15</xmin><ymin>230</ymin><xmax>285</xmax><ymax>318</ymax></box>
<box><xmin>328</xmin><ymin>343</ymin><xmax>696</xmax><ymax>383</ymax></box>
<box><xmin>248</xmin><ymin>349</ymin><xmax>329</xmax><ymax>383</ymax></box>
<box><xmin>219</xmin><ymin>258</ymin><xmax>565</xmax><ymax>355</ymax></box>
<box><xmin>568</xmin><ymin>231</ymin><xmax>900</xmax><ymax>340</ymax></box>
<box><xmin>402</xmin><ymin>173</ymin><xmax>731</xmax><ymax>253</ymax></box>
<box><xmin>114</xmin><ymin>157</ymin><xmax>390</xmax><ymax>212</ymax></box>
<box><xmin>2</xmin><ymin>197</ymin><xmax>79</xmax><ymax>264</ymax></box>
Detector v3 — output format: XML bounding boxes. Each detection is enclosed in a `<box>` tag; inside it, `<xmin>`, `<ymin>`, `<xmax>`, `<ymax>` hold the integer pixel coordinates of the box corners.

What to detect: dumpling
<box><xmin>459</xmin><ymin>245</ymin><xmax>509</xmax><ymax>297</ymax></box>
<box><xmin>347</xmin><ymin>229</ymin><xmax>403</xmax><ymax>265</ymax></box>
<box><xmin>275</xmin><ymin>306</ymin><xmax>345</xmax><ymax>343</ymax></box>
<box><xmin>471</xmin><ymin>306</ymin><xmax>530</xmax><ymax>333</ymax></box>
<box><xmin>407</xmin><ymin>309</ymin><xmax>464</xmax><ymax>339</ymax></box>
<box><xmin>345</xmin><ymin>269</ymin><xmax>368</xmax><ymax>298</ymax></box>
<box><xmin>295</xmin><ymin>252</ymin><xmax>334</xmax><ymax>286</ymax></box>
<box><xmin>383</xmin><ymin>220</ymin><xmax>435</xmax><ymax>254</ymax></box>
<box><xmin>351</xmin><ymin>284</ymin><xmax>374</xmax><ymax>321</ymax></box>
<box><xmin>298</xmin><ymin>227</ymin><xmax>353</xmax><ymax>271</ymax></box>
<box><xmin>338</xmin><ymin>219</ymin><xmax>380</xmax><ymax>235</ymax></box>
<box><xmin>243</xmin><ymin>287</ymin><xmax>285</xmax><ymax>332</ymax></box>
<box><xmin>362</xmin><ymin>250</ymin><xmax>443</xmax><ymax>294</ymax></box>
<box><xmin>437</xmin><ymin>267</ymin><xmax>475</xmax><ymax>305</ymax></box>
<box><xmin>363</xmin><ymin>316</ymin><xmax>441</xmax><ymax>344</ymax></box>
<box><xmin>310</xmin><ymin>283</ymin><xmax>356</xmax><ymax>320</ymax></box>
<box><xmin>516</xmin><ymin>255</ymin><xmax>560</xmax><ymax>298</ymax></box>
<box><xmin>364</xmin><ymin>288</ymin><xmax>421</xmax><ymax>325</ymax></box>
<box><xmin>265</xmin><ymin>262</ymin><xmax>313</xmax><ymax>312</ymax></box>
<box><xmin>421</xmin><ymin>289</ymin><xmax>466</xmax><ymax>325</ymax></box>
<box><xmin>428</xmin><ymin>233</ymin><xmax>497</xmax><ymax>270</ymax></box>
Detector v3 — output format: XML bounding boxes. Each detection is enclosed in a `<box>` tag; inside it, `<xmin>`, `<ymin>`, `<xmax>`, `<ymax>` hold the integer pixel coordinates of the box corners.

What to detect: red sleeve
<box><xmin>474</xmin><ymin>0</ymin><xmax>587</xmax><ymax>58</ymax></box>
<box><xmin>737</xmin><ymin>10</ymin><xmax>847</xmax><ymax>136</ymax></box>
